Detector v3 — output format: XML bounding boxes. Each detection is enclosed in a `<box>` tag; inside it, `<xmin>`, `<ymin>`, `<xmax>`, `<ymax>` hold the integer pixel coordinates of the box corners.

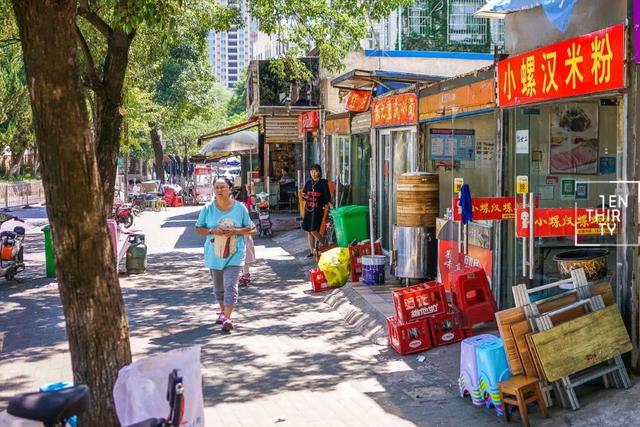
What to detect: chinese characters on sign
<box><xmin>452</xmin><ymin>197</ymin><xmax>528</xmax><ymax>221</ymax></box>
<box><xmin>371</xmin><ymin>93</ymin><xmax>418</xmax><ymax>127</ymax></box>
<box><xmin>515</xmin><ymin>208</ymin><xmax>617</xmax><ymax>238</ymax></box>
<box><xmin>298</xmin><ymin>111</ymin><xmax>319</xmax><ymax>139</ymax></box>
<box><xmin>345</xmin><ymin>90</ymin><xmax>372</xmax><ymax>112</ymax></box>
<box><xmin>498</xmin><ymin>23</ymin><xmax>624</xmax><ymax>107</ymax></box>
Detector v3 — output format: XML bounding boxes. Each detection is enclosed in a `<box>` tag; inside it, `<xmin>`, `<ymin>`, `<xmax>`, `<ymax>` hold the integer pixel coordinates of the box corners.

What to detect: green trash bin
<box><xmin>330</xmin><ymin>205</ymin><xmax>369</xmax><ymax>247</ymax></box>
<box><xmin>42</xmin><ymin>225</ymin><xmax>56</xmax><ymax>278</ymax></box>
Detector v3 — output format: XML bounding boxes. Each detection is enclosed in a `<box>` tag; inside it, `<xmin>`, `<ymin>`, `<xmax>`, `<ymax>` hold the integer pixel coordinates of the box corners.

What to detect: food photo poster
<box><xmin>550</xmin><ymin>103</ymin><xmax>599</xmax><ymax>174</ymax></box>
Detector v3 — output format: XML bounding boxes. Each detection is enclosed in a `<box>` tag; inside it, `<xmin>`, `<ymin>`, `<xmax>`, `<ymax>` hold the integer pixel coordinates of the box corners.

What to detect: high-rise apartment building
<box><xmin>207</xmin><ymin>0</ymin><xmax>257</xmax><ymax>89</ymax></box>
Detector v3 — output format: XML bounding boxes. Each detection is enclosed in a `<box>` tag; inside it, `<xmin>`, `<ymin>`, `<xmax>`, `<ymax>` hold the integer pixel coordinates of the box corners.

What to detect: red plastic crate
<box><xmin>428</xmin><ymin>306</ymin><xmax>467</xmax><ymax>347</ymax></box>
<box><xmin>349</xmin><ymin>241</ymin><xmax>383</xmax><ymax>282</ymax></box>
<box><xmin>392</xmin><ymin>280</ymin><xmax>447</xmax><ymax>323</ymax></box>
<box><xmin>309</xmin><ymin>268</ymin><xmax>329</xmax><ymax>292</ymax></box>
<box><xmin>387</xmin><ymin>316</ymin><xmax>432</xmax><ymax>355</ymax></box>
<box><xmin>449</xmin><ymin>266</ymin><xmax>497</xmax><ymax>328</ymax></box>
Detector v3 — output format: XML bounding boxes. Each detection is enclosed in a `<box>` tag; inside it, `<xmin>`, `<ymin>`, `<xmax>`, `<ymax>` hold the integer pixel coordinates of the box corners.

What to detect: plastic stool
<box><xmin>459</xmin><ymin>334</ymin><xmax>500</xmax><ymax>405</ymax></box>
<box><xmin>172</xmin><ymin>196</ymin><xmax>184</xmax><ymax>207</ymax></box>
<box><xmin>477</xmin><ymin>339</ymin><xmax>512</xmax><ymax>414</ymax></box>
<box><xmin>450</xmin><ymin>266</ymin><xmax>497</xmax><ymax>328</ymax></box>
<box><xmin>499</xmin><ymin>376</ymin><xmax>548</xmax><ymax>427</ymax></box>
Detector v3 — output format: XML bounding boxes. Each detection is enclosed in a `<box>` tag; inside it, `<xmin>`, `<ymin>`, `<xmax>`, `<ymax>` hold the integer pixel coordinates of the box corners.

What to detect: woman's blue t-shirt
<box><xmin>195</xmin><ymin>200</ymin><xmax>253</xmax><ymax>270</ymax></box>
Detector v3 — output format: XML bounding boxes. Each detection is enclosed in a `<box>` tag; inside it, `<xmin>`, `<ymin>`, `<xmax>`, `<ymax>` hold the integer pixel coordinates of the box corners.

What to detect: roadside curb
<box><xmin>323</xmin><ymin>284</ymin><xmax>389</xmax><ymax>346</ymax></box>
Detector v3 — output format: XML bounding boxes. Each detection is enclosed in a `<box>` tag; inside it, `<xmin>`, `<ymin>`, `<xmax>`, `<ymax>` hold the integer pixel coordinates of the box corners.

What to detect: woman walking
<box><xmin>301</xmin><ymin>164</ymin><xmax>332</xmax><ymax>257</ymax></box>
<box><xmin>196</xmin><ymin>177</ymin><xmax>255</xmax><ymax>332</ymax></box>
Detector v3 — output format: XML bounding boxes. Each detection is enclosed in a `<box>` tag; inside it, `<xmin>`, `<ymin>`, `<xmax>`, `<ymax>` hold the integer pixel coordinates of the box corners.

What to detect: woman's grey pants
<box><xmin>210</xmin><ymin>267</ymin><xmax>241</xmax><ymax>306</ymax></box>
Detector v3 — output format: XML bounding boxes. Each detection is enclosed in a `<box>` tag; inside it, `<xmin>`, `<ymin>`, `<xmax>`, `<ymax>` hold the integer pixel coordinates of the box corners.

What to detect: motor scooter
<box><xmin>113</xmin><ymin>204</ymin><xmax>134</xmax><ymax>228</ymax></box>
<box><xmin>0</xmin><ymin>212</ymin><xmax>26</xmax><ymax>281</ymax></box>
<box><xmin>254</xmin><ymin>192</ymin><xmax>273</xmax><ymax>237</ymax></box>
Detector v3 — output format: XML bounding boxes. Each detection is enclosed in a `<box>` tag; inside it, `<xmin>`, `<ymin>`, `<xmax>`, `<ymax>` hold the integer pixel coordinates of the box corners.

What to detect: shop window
<box><xmin>500</xmin><ymin>100</ymin><xmax>622</xmax><ymax>308</ymax></box>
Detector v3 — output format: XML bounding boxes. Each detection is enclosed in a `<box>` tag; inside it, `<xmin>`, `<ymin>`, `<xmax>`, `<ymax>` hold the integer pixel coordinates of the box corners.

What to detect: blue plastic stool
<box><xmin>476</xmin><ymin>339</ymin><xmax>512</xmax><ymax>415</ymax></box>
<box><xmin>458</xmin><ymin>334</ymin><xmax>500</xmax><ymax>405</ymax></box>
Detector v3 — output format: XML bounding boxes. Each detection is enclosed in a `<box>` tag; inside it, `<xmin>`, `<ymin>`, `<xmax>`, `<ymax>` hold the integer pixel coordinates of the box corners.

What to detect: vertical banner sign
<box><xmin>345</xmin><ymin>90</ymin><xmax>373</xmax><ymax>112</ymax></box>
<box><xmin>516</xmin><ymin>176</ymin><xmax>529</xmax><ymax>194</ymax></box>
<box><xmin>454</xmin><ymin>178</ymin><xmax>465</xmax><ymax>194</ymax></box>
<box><xmin>371</xmin><ymin>93</ymin><xmax>418</xmax><ymax>127</ymax></box>
<box><xmin>298</xmin><ymin>111</ymin><xmax>319</xmax><ymax>139</ymax></box>
<box><xmin>498</xmin><ymin>23</ymin><xmax>625</xmax><ymax>107</ymax></box>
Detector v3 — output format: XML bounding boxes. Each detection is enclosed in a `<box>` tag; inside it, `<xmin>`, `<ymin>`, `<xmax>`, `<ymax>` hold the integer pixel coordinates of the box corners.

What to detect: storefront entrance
<box><xmin>377</xmin><ymin>127</ymin><xmax>417</xmax><ymax>249</ymax></box>
<box><xmin>502</xmin><ymin>98</ymin><xmax>623</xmax><ymax>307</ymax></box>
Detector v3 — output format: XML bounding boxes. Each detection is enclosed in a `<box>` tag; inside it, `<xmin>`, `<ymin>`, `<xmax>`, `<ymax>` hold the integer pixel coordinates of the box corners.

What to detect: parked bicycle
<box><xmin>7</xmin><ymin>369</ymin><xmax>184</xmax><ymax>427</ymax></box>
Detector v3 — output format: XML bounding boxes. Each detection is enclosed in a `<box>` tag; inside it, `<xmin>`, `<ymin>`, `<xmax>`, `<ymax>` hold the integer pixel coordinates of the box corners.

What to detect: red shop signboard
<box><xmin>345</xmin><ymin>90</ymin><xmax>372</xmax><ymax>112</ymax></box>
<box><xmin>451</xmin><ymin>197</ymin><xmax>537</xmax><ymax>221</ymax></box>
<box><xmin>515</xmin><ymin>208</ymin><xmax>617</xmax><ymax>238</ymax></box>
<box><xmin>498</xmin><ymin>23</ymin><xmax>625</xmax><ymax>107</ymax></box>
<box><xmin>298</xmin><ymin>111</ymin><xmax>319</xmax><ymax>139</ymax></box>
<box><xmin>371</xmin><ymin>93</ymin><xmax>417</xmax><ymax>127</ymax></box>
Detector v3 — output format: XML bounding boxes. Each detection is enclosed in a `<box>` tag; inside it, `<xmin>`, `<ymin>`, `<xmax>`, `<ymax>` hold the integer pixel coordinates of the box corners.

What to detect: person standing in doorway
<box><xmin>195</xmin><ymin>177</ymin><xmax>255</xmax><ymax>332</ymax></box>
<box><xmin>302</xmin><ymin>164</ymin><xmax>332</xmax><ymax>257</ymax></box>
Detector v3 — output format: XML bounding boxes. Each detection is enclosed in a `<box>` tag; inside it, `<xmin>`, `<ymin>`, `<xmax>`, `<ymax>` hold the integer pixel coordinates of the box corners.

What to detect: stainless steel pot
<box><xmin>393</xmin><ymin>226</ymin><xmax>437</xmax><ymax>279</ymax></box>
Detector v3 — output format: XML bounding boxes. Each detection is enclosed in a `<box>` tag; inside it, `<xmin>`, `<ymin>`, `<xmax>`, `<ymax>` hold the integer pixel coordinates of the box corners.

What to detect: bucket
<box><xmin>362</xmin><ymin>255</ymin><xmax>385</xmax><ymax>285</ymax></box>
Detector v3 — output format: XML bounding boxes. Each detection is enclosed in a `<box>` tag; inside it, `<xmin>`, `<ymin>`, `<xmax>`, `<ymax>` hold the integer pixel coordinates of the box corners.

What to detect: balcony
<box><xmin>246</xmin><ymin>57</ymin><xmax>321</xmax><ymax>118</ymax></box>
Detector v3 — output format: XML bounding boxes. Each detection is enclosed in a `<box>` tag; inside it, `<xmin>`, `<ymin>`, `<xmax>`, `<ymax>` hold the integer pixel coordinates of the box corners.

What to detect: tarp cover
<box><xmin>477</xmin><ymin>0</ymin><xmax>577</xmax><ymax>32</ymax></box>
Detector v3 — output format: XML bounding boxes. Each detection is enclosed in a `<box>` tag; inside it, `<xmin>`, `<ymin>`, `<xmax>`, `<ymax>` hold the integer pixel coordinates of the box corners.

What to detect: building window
<box><xmin>447</xmin><ymin>0</ymin><xmax>488</xmax><ymax>45</ymax></box>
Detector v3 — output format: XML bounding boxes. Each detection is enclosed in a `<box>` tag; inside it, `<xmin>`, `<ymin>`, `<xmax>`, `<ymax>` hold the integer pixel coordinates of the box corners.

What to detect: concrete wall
<box><xmin>504</xmin><ymin>0</ymin><xmax>626</xmax><ymax>55</ymax></box>
<box><xmin>321</xmin><ymin>51</ymin><xmax>494</xmax><ymax>112</ymax></box>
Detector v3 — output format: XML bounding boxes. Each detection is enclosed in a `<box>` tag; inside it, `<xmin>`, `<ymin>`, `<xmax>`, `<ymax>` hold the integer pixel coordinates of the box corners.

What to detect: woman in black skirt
<box><xmin>302</xmin><ymin>164</ymin><xmax>332</xmax><ymax>257</ymax></box>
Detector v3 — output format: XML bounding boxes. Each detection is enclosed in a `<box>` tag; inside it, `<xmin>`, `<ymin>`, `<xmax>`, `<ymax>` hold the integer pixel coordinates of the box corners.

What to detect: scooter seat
<box><xmin>13</xmin><ymin>226</ymin><xmax>25</xmax><ymax>236</ymax></box>
<box><xmin>8</xmin><ymin>385</ymin><xmax>90</xmax><ymax>424</ymax></box>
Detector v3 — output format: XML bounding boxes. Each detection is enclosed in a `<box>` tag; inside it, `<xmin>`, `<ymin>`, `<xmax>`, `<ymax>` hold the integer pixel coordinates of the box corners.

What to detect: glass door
<box><xmin>505</xmin><ymin>100</ymin><xmax>621</xmax><ymax>307</ymax></box>
<box><xmin>378</xmin><ymin>130</ymin><xmax>391</xmax><ymax>249</ymax></box>
<box><xmin>350</xmin><ymin>133</ymin><xmax>371</xmax><ymax>206</ymax></box>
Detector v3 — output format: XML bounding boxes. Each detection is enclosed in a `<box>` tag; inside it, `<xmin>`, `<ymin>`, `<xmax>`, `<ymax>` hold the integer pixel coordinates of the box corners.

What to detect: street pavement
<box><xmin>0</xmin><ymin>206</ymin><xmax>490</xmax><ymax>426</ymax></box>
<box><xmin>1</xmin><ymin>205</ymin><xmax>640</xmax><ymax>426</ymax></box>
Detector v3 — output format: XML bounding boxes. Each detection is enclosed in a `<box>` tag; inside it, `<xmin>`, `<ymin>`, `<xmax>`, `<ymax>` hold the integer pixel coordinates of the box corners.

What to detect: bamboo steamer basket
<box><xmin>396</xmin><ymin>172</ymin><xmax>439</xmax><ymax>227</ymax></box>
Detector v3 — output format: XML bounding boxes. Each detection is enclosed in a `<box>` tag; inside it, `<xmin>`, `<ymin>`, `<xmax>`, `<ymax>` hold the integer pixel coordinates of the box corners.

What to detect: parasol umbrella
<box><xmin>199</xmin><ymin>131</ymin><xmax>258</xmax><ymax>156</ymax></box>
<box><xmin>199</xmin><ymin>131</ymin><xmax>258</xmax><ymax>183</ymax></box>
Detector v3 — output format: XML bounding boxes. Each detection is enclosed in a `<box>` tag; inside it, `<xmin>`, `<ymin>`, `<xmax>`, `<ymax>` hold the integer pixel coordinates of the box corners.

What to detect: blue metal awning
<box><xmin>330</xmin><ymin>69</ymin><xmax>446</xmax><ymax>96</ymax></box>
<box><xmin>475</xmin><ymin>0</ymin><xmax>577</xmax><ymax>32</ymax></box>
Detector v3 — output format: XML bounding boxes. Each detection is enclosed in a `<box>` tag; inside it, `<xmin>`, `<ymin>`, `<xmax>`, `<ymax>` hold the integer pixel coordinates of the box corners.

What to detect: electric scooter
<box><xmin>0</xmin><ymin>212</ymin><xmax>25</xmax><ymax>281</ymax></box>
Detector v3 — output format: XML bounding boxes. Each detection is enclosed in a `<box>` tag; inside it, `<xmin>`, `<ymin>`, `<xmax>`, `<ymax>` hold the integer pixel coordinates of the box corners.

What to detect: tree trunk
<box><xmin>150</xmin><ymin>124</ymin><xmax>165</xmax><ymax>183</ymax></box>
<box><xmin>8</xmin><ymin>148</ymin><xmax>25</xmax><ymax>178</ymax></box>
<box><xmin>95</xmin><ymin>30</ymin><xmax>131</xmax><ymax>216</ymax></box>
<box><xmin>11</xmin><ymin>2</ymin><xmax>132</xmax><ymax>426</ymax></box>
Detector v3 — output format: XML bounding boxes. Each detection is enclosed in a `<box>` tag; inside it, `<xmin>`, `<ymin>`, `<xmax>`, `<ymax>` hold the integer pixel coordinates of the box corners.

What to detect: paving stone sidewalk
<box><xmin>0</xmin><ymin>207</ymin><xmax>492</xmax><ymax>426</ymax></box>
<box><xmin>2</xmin><ymin>206</ymin><xmax>638</xmax><ymax>426</ymax></box>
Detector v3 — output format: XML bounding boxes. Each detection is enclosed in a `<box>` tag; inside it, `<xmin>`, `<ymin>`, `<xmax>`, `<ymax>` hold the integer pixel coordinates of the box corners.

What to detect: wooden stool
<box><xmin>499</xmin><ymin>375</ymin><xmax>549</xmax><ymax>427</ymax></box>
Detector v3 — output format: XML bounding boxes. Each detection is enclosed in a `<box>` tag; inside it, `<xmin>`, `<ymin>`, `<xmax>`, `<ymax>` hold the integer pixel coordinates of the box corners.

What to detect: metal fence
<box><xmin>0</xmin><ymin>181</ymin><xmax>46</xmax><ymax>209</ymax></box>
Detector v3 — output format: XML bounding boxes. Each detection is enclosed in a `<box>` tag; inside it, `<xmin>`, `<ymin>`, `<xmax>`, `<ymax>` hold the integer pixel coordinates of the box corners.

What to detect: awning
<box><xmin>197</xmin><ymin>118</ymin><xmax>260</xmax><ymax>146</ymax></box>
<box><xmin>331</xmin><ymin>69</ymin><xmax>445</xmax><ymax>94</ymax></box>
<box><xmin>475</xmin><ymin>0</ymin><xmax>577</xmax><ymax>32</ymax></box>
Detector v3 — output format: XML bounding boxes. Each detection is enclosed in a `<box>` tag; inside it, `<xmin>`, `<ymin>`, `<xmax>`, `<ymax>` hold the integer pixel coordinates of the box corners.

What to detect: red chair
<box><xmin>164</xmin><ymin>187</ymin><xmax>176</xmax><ymax>206</ymax></box>
<box><xmin>172</xmin><ymin>196</ymin><xmax>184</xmax><ymax>207</ymax></box>
<box><xmin>449</xmin><ymin>267</ymin><xmax>497</xmax><ymax>329</ymax></box>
